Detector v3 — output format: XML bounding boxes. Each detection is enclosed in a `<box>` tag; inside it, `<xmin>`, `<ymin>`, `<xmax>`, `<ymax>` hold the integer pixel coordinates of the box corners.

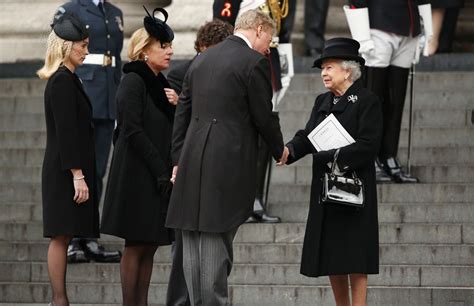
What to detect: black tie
<box><xmin>98</xmin><ymin>1</ymin><xmax>105</xmax><ymax>16</ymax></box>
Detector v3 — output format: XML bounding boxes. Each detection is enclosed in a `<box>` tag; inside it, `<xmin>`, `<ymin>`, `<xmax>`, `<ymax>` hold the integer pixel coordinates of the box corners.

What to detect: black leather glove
<box><xmin>156</xmin><ymin>176</ymin><xmax>173</xmax><ymax>198</ymax></box>
<box><xmin>313</xmin><ymin>149</ymin><xmax>336</xmax><ymax>167</ymax></box>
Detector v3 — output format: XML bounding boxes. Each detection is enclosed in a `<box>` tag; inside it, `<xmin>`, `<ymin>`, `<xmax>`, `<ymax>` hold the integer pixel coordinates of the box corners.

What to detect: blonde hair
<box><xmin>234</xmin><ymin>9</ymin><xmax>276</xmax><ymax>35</ymax></box>
<box><xmin>128</xmin><ymin>28</ymin><xmax>153</xmax><ymax>61</ymax></box>
<box><xmin>37</xmin><ymin>31</ymin><xmax>73</xmax><ymax>80</ymax></box>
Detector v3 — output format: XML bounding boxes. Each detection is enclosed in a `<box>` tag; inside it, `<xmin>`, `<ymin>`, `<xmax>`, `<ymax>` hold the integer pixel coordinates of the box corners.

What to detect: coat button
<box><xmin>195</xmin><ymin>117</ymin><xmax>199</xmax><ymax>121</ymax></box>
<box><xmin>105</xmin><ymin>20</ymin><xmax>109</xmax><ymax>24</ymax></box>
<box><xmin>212</xmin><ymin>119</ymin><xmax>217</xmax><ymax>124</ymax></box>
<box><xmin>107</xmin><ymin>34</ymin><xmax>111</xmax><ymax>39</ymax></box>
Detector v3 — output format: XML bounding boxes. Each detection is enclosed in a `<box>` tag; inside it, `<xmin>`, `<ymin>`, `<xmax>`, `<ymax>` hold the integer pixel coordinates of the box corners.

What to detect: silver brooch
<box><xmin>348</xmin><ymin>95</ymin><xmax>358</xmax><ymax>103</ymax></box>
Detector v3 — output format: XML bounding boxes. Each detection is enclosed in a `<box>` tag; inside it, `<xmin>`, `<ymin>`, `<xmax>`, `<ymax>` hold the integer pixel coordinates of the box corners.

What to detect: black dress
<box><xmin>42</xmin><ymin>66</ymin><xmax>99</xmax><ymax>238</ymax></box>
<box><xmin>100</xmin><ymin>61</ymin><xmax>174</xmax><ymax>245</ymax></box>
<box><xmin>286</xmin><ymin>80</ymin><xmax>382</xmax><ymax>277</ymax></box>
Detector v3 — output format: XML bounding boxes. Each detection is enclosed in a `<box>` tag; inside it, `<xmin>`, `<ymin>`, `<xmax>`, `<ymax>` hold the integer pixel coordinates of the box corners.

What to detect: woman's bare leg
<box><xmin>350</xmin><ymin>273</ymin><xmax>368</xmax><ymax>306</ymax></box>
<box><xmin>329</xmin><ymin>274</ymin><xmax>350</xmax><ymax>306</ymax></box>
<box><xmin>48</xmin><ymin>235</ymin><xmax>72</xmax><ymax>306</ymax></box>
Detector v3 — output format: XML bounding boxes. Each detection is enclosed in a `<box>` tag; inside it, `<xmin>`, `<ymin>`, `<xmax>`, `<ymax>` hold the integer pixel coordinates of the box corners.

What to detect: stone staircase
<box><xmin>0</xmin><ymin>66</ymin><xmax>474</xmax><ymax>305</ymax></box>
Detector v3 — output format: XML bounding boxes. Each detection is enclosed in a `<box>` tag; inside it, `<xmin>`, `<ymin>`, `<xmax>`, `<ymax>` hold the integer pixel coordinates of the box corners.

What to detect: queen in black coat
<box><xmin>285</xmin><ymin>38</ymin><xmax>382</xmax><ymax>304</ymax></box>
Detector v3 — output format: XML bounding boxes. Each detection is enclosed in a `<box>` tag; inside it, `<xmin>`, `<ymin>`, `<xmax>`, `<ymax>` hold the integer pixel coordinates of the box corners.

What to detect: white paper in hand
<box><xmin>307</xmin><ymin>113</ymin><xmax>355</xmax><ymax>151</ymax></box>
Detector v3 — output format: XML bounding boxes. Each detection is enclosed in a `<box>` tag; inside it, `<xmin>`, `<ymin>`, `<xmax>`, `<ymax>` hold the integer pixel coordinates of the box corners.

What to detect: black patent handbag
<box><xmin>321</xmin><ymin>148</ymin><xmax>365</xmax><ymax>208</ymax></box>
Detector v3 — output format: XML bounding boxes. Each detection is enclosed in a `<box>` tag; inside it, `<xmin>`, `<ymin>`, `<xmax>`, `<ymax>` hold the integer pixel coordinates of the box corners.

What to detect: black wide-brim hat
<box><xmin>312</xmin><ymin>37</ymin><xmax>365</xmax><ymax>69</ymax></box>
<box><xmin>143</xmin><ymin>6</ymin><xmax>174</xmax><ymax>43</ymax></box>
<box><xmin>51</xmin><ymin>11</ymin><xmax>88</xmax><ymax>42</ymax></box>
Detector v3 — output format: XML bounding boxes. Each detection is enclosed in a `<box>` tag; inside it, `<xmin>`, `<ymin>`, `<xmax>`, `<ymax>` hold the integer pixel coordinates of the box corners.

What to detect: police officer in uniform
<box><xmin>54</xmin><ymin>0</ymin><xmax>123</xmax><ymax>263</ymax></box>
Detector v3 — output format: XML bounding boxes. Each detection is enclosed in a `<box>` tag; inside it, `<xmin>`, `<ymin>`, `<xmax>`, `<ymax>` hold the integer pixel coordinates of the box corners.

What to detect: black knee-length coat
<box><xmin>100</xmin><ymin>61</ymin><xmax>174</xmax><ymax>245</ymax></box>
<box><xmin>42</xmin><ymin>66</ymin><xmax>99</xmax><ymax>238</ymax></box>
<box><xmin>286</xmin><ymin>80</ymin><xmax>382</xmax><ymax>277</ymax></box>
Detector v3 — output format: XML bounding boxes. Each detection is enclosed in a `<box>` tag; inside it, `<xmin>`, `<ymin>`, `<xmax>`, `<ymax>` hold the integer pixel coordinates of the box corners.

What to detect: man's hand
<box><xmin>276</xmin><ymin>146</ymin><xmax>289</xmax><ymax>166</ymax></box>
<box><xmin>170</xmin><ymin>165</ymin><xmax>178</xmax><ymax>184</ymax></box>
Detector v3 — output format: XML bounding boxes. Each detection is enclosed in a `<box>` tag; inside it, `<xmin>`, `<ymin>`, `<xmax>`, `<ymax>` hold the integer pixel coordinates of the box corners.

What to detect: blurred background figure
<box><xmin>100</xmin><ymin>7</ymin><xmax>177</xmax><ymax>306</ymax></box>
<box><xmin>38</xmin><ymin>12</ymin><xmax>98</xmax><ymax>306</ymax></box>
<box><xmin>347</xmin><ymin>0</ymin><xmax>425</xmax><ymax>183</ymax></box>
<box><xmin>427</xmin><ymin>0</ymin><xmax>465</xmax><ymax>55</ymax></box>
<box><xmin>166</xmin><ymin>19</ymin><xmax>234</xmax><ymax>306</ymax></box>
<box><xmin>53</xmin><ymin>0</ymin><xmax>123</xmax><ymax>263</ymax></box>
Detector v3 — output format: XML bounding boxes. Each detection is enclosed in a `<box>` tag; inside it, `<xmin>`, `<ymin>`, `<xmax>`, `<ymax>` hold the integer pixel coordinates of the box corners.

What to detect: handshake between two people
<box><xmin>168</xmin><ymin>146</ymin><xmax>291</xmax><ymax>186</ymax></box>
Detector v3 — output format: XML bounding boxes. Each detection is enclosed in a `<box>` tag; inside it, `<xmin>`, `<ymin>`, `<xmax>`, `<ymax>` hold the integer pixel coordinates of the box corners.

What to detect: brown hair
<box><xmin>194</xmin><ymin>19</ymin><xmax>234</xmax><ymax>53</ymax></box>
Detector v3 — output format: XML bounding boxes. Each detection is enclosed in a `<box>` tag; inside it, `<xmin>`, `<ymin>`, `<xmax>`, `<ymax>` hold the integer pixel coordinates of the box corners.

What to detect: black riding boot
<box><xmin>381</xmin><ymin>66</ymin><xmax>418</xmax><ymax>183</ymax></box>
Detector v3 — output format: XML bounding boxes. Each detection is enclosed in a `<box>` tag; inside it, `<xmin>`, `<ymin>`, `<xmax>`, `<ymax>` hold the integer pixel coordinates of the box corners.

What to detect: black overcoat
<box><xmin>286</xmin><ymin>80</ymin><xmax>382</xmax><ymax>277</ymax></box>
<box><xmin>100</xmin><ymin>61</ymin><xmax>174</xmax><ymax>245</ymax></box>
<box><xmin>166</xmin><ymin>35</ymin><xmax>284</xmax><ymax>233</ymax></box>
<box><xmin>42</xmin><ymin>66</ymin><xmax>99</xmax><ymax>238</ymax></box>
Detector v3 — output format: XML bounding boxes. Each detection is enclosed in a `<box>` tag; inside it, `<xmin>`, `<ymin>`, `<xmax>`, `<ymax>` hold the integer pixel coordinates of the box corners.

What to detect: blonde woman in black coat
<box><xmin>37</xmin><ymin>13</ymin><xmax>97</xmax><ymax>306</ymax></box>
<box><xmin>284</xmin><ymin>38</ymin><xmax>382</xmax><ymax>306</ymax></box>
<box><xmin>100</xmin><ymin>8</ymin><xmax>177</xmax><ymax>306</ymax></box>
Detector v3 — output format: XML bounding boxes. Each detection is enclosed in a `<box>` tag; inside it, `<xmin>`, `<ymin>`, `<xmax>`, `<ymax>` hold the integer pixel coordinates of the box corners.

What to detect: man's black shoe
<box><xmin>246</xmin><ymin>212</ymin><xmax>281</xmax><ymax>223</ymax></box>
<box><xmin>67</xmin><ymin>240</ymin><xmax>89</xmax><ymax>263</ymax></box>
<box><xmin>381</xmin><ymin>157</ymin><xmax>419</xmax><ymax>183</ymax></box>
<box><xmin>375</xmin><ymin>159</ymin><xmax>392</xmax><ymax>183</ymax></box>
<box><xmin>81</xmin><ymin>239</ymin><xmax>121</xmax><ymax>263</ymax></box>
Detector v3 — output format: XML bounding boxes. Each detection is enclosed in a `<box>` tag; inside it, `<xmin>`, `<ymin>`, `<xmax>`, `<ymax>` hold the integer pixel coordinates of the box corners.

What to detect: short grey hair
<box><xmin>234</xmin><ymin>9</ymin><xmax>276</xmax><ymax>35</ymax></box>
<box><xmin>341</xmin><ymin>60</ymin><xmax>362</xmax><ymax>82</ymax></box>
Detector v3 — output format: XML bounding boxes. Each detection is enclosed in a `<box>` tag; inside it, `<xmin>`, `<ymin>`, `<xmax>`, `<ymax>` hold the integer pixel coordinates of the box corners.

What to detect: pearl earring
<box><xmin>144</xmin><ymin>55</ymin><xmax>148</xmax><ymax>62</ymax></box>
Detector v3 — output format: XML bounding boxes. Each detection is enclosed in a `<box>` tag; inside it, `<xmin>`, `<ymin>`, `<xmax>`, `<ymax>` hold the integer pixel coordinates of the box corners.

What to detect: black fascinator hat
<box><xmin>312</xmin><ymin>37</ymin><xmax>365</xmax><ymax>69</ymax></box>
<box><xmin>143</xmin><ymin>6</ymin><xmax>174</xmax><ymax>43</ymax></box>
<box><xmin>51</xmin><ymin>11</ymin><xmax>88</xmax><ymax>42</ymax></box>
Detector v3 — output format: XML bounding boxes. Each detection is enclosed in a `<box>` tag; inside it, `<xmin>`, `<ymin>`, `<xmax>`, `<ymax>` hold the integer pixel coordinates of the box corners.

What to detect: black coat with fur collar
<box><xmin>101</xmin><ymin>61</ymin><xmax>174</xmax><ymax>244</ymax></box>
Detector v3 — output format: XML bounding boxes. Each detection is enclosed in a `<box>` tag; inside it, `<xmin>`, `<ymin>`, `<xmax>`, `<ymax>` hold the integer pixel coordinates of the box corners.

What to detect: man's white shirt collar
<box><xmin>92</xmin><ymin>0</ymin><xmax>104</xmax><ymax>6</ymax></box>
<box><xmin>234</xmin><ymin>33</ymin><xmax>252</xmax><ymax>49</ymax></box>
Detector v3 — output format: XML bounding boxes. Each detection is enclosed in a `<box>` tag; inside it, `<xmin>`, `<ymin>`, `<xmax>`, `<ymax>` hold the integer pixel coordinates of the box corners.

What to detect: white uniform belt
<box><xmin>83</xmin><ymin>54</ymin><xmax>116</xmax><ymax>67</ymax></box>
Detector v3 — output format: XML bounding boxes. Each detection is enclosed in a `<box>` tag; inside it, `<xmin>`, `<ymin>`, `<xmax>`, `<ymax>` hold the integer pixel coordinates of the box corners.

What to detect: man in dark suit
<box><xmin>54</xmin><ymin>0</ymin><xmax>123</xmax><ymax>263</ymax></box>
<box><xmin>165</xmin><ymin>19</ymin><xmax>234</xmax><ymax>306</ymax></box>
<box><xmin>166</xmin><ymin>9</ymin><xmax>288</xmax><ymax>305</ymax></box>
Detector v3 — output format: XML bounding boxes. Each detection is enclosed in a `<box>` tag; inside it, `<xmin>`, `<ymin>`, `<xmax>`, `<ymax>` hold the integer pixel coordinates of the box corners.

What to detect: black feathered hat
<box><xmin>312</xmin><ymin>37</ymin><xmax>365</xmax><ymax>69</ymax></box>
<box><xmin>51</xmin><ymin>11</ymin><xmax>88</xmax><ymax>42</ymax></box>
<box><xmin>143</xmin><ymin>6</ymin><xmax>174</xmax><ymax>43</ymax></box>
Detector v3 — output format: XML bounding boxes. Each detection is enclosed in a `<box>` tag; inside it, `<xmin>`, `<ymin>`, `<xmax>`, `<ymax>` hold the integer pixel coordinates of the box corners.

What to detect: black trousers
<box><xmin>279</xmin><ymin>0</ymin><xmax>329</xmax><ymax>52</ymax></box>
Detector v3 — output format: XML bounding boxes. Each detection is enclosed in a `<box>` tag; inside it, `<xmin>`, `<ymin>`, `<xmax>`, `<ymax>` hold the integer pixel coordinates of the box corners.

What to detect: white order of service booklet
<box><xmin>307</xmin><ymin>113</ymin><xmax>355</xmax><ymax>151</ymax></box>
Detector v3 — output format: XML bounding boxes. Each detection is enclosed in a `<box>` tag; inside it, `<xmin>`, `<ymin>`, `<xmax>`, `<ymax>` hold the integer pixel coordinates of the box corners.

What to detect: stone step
<box><xmin>2</xmin><ymin>72</ymin><xmax>474</xmax><ymax>97</ymax></box>
<box><xmin>0</xmin><ymin>96</ymin><xmax>43</xmax><ymax>114</ymax></box>
<box><xmin>1</xmin><ymin>261</ymin><xmax>473</xmax><ymax>288</ymax></box>
<box><xmin>2</xmin><ymin>107</ymin><xmax>471</xmax><ymax>132</ymax></box>
<box><xmin>2</xmin><ymin>201</ymin><xmax>473</xmax><ymax>224</ymax></box>
<box><xmin>2</xmin><ymin>146</ymin><xmax>472</xmax><ymax>167</ymax></box>
<box><xmin>2</xmin><ymin>181</ymin><xmax>474</xmax><ymax>203</ymax></box>
<box><xmin>285</xmin><ymin>72</ymin><xmax>474</xmax><ymax>94</ymax></box>
<box><xmin>1</xmin><ymin>125</ymin><xmax>472</xmax><ymax>150</ymax></box>
<box><xmin>3</xmin><ymin>162</ymin><xmax>473</xmax><ymax>184</ymax></box>
<box><xmin>279</xmin><ymin>90</ymin><xmax>474</xmax><ymax>112</ymax></box>
<box><xmin>267</xmin><ymin>183</ymin><xmax>474</xmax><ymax>204</ymax></box>
<box><xmin>1</xmin><ymin>241</ymin><xmax>473</xmax><ymax>266</ymax></box>
<box><xmin>271</xmin><ymin>164</ymin><xmax>474</xmax><ymax>184</ymax></box>
<box><xmin>0</xmin><ymin>148</ymin><xmax>44</xmax><ymax>166</ymax></box>
<box><xmin>1</xmin><ymin>222</ymin><xmax>472</xmax><ymax>245</ymax></box>
<box><xmin>282</xmin><ymin>126</ymin><xmax>474</xmax><ymax>148</ymax></box>
<box><xmin>268</xmin><ymin>202</ymin><xmax>474</xmax><ymax>224</ymax></box>
<box><xmin>279</xmin><ymin>110</ymin><xmax>472</xmax><ymax>133</ymax></box>
<box><xmin>0</xmin><ymin>282</ymin><xmax>473</xmax><ymax>305</ymax></box>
